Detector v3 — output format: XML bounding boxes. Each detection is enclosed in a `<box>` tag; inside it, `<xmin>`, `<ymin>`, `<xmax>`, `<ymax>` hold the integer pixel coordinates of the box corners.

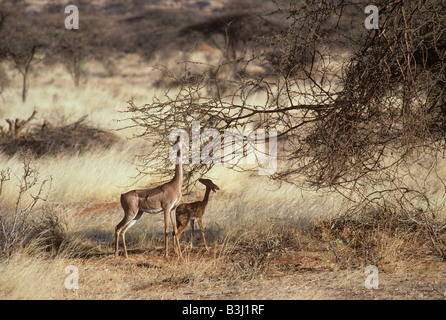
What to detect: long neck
<box><xmin>172</xmin><ymin>146</ymin><xmax>183</xmax><ymax>186</ymax></box>
<box><xmin>202</xmin><ymin>187</ymin><xmax>211</xmax><ymax>206</ymax></box>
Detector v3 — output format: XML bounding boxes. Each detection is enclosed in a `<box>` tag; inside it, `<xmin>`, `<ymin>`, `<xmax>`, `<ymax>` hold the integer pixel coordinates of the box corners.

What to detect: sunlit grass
<box><xmin>1</xmin><ymin>49</ymin><xmax>446</xmax><ymax>300</ymax></box>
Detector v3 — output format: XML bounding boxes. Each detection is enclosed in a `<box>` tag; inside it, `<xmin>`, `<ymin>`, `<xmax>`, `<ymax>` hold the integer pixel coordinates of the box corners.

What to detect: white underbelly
<box><xmin>140</xmin><ymin>208</ymin><xmax>163</xmax><ymax>214</ymax></box>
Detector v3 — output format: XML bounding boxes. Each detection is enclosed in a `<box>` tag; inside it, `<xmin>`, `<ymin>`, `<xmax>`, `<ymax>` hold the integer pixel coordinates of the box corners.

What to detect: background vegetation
<box><xmin>0</xmin><ymin>0</ymin><xmax>445</xmax><ymax>299</ymax></box>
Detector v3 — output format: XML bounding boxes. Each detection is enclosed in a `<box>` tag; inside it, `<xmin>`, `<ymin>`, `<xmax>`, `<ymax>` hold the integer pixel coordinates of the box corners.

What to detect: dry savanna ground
<box><xmin>0</xmin><ymin>50</ymin><xmax>446</xmax><ymax>300</ymax></box>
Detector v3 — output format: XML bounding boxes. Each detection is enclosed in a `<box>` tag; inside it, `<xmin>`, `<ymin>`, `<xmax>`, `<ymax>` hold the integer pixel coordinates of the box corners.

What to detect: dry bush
<box><xmin>226</xmin><ymin>225</ymin><xmax>303</xmax><ymax>280</ymax></box>
<box><xmin>0</xmin><ymin>153</ymin><xmax>85</xmax><ymax>259</ymax></box>
<box><xmin>0</xmin><ymin>110</ymin><xmax>36</xmax><ymax>139</ymax></box>
<box><xmin>31</xmin><ymin>206</ymin><xmax>72</xmax><ymax>256</ymax></box>
<box><xmin>0</xmin><ymin>114</ymin><xmax>120</xmax><ymax>157</ymax></box>
<box><xmin>0</xmin><ymin>152</ymin><xmax>51</xmax><ymax>257</ymax></box>
<box><xmin>315</xmin><ymin>207</ymin><xmax>446</xmax><ymax>268</ymax></box>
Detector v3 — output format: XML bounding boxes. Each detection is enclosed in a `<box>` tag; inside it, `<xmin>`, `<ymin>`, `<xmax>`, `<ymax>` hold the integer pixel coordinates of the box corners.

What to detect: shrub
<box><xmin>0</xmin><ymin>153</ymin><xmax>51</xmax><ymax>257</ymax></box>
<box><xmin>0</xmin><ymin>114</ymin><xmax>120</xmax><ymax>157</ymax></box>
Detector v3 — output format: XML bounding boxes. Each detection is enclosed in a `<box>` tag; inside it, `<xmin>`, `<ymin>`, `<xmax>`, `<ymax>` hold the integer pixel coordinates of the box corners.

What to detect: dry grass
<box><xmin>1</xmin><ymin>171</ymin><xmax>445</xmax><ymax>299</ymax></box>
<box><xmin>1</xmin><ymin>51</ymin><xmax>446</xmax><ymax>300</ymax></box>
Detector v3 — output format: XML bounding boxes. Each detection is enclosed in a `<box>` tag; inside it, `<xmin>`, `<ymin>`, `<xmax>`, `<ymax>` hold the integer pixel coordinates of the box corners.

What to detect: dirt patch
<box><xmin>60</xmin><ymin>246</ymin><xmax>446</xmax><ymax>300</ymax></box>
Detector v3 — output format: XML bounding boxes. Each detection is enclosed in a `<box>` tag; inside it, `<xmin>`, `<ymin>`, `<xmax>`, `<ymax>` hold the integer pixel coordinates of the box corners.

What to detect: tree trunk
<box><xmin>21</xmin><ymin>70</ymin><xmax>28</xmax><ymax>102</ymax></box>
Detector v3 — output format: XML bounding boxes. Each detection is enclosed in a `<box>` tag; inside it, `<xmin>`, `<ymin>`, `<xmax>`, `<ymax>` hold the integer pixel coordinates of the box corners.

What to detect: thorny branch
<box><xmin>121</xmin><ymin>1</ymin><xmax>446</xmax><ymax>255</ymax></box>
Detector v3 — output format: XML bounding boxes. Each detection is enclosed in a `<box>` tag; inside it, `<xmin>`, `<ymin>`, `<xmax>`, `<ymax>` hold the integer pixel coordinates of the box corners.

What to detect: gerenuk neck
<box><xmin>172</xmin><ymin>147</ymin><xmax>183</xmax><ymax>187</ymax></box>
<box><xmin>202</xmin><ymin>187</ymin><xmax>212</xmax><ymax>206</ymax></box>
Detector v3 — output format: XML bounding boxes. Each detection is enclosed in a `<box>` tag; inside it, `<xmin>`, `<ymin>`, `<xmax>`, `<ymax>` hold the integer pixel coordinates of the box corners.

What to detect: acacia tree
<box><xmin>55</xmin><ymin>30</ymin><xmax>89</xmax><ymax>87</ymax></box>
<box><xmin>0</xmin><ymin>19</ymin><xmax>47</xmax><ymax>102</ymax></box>
<box><xmin>180</xmin><ymin>12</ymin><xmax>272</xmax><ymax>61</ymax></box>
<box><xmin>123</xmin><ymin>0</ymin><xmax>446</xmax><ymax>254</ymax></box>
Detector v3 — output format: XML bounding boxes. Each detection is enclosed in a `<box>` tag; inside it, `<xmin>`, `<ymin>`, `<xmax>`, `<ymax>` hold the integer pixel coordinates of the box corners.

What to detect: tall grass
<box><xmin>0</xmin><ymin>253</ymin><xmax>67</xmax><ymax>299</ymax></box>
<box><xmin>1</xmin><ymin>49</ymin><xmax>446</xmax><ymax>299</ymax></box>
<box><xmin>0</xmin><ymin>142</ymin><xmax>153</xmax><ymax>203</ymax></box>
